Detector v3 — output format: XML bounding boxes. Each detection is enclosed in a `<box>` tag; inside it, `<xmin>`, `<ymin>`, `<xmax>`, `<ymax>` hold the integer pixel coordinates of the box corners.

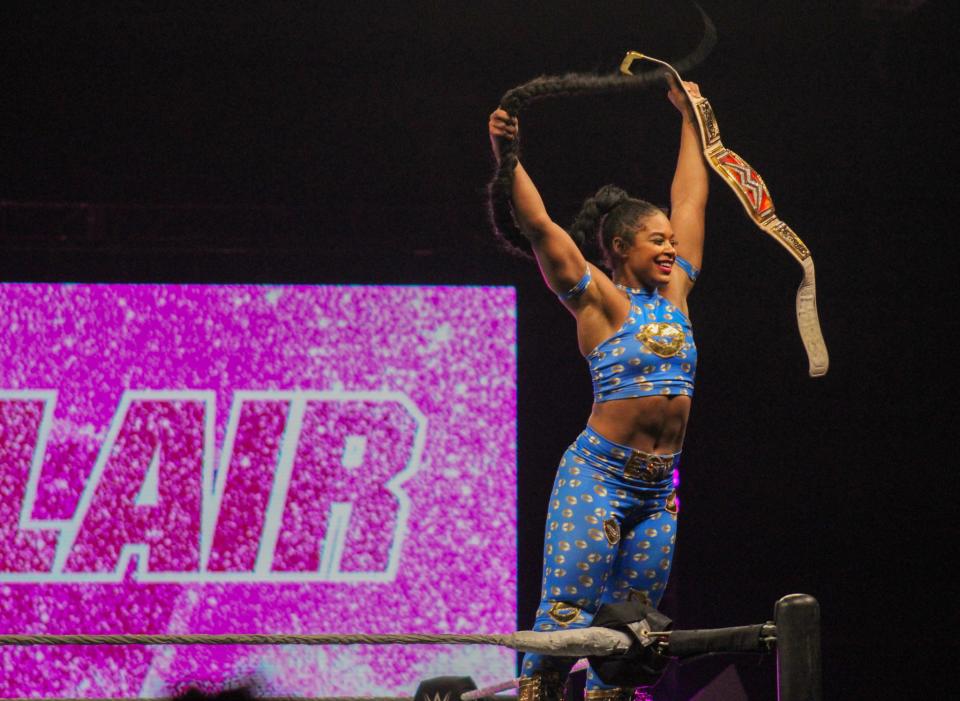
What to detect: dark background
<box><xmin>1</xmin><ymin>1</ymin><xmax>956</xmax><ymax>698</ymax></box>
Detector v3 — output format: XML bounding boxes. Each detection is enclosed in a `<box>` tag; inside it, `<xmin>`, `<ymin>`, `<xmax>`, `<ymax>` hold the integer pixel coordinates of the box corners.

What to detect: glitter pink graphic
<box><xmin>0</xmin><ymin>284</ymin><xmax>517</xmax><ymax>697</ymax></box>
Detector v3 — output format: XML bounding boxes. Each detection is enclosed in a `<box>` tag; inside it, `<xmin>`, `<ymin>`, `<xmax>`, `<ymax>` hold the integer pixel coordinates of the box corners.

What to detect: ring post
<box><xmin>774</xmin><ymin>594</ymin><xmax>821</xmax><ymax>701</ymax></box>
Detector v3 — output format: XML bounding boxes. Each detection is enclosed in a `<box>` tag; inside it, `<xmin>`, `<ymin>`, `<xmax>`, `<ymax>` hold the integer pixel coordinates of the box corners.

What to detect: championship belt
<box><xmin>620</xmin><ymin>52</ymin><xmax>829</xmax><ymax>377</ymax></box>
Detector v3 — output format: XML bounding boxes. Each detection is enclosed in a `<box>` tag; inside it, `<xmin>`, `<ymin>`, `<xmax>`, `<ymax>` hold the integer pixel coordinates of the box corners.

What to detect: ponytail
<box><xmin>487</xmin><ymin>72</ymin><xmax>663</xmax><ymax>258</ymax></box>
<box><xmin>486</xmin><ymin>2</ymin><xmax>716</xmax><ymax>258</ymax></box>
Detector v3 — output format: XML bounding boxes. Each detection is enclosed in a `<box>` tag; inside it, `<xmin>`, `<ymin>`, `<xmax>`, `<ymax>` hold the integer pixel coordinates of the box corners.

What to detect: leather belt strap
<box><xmin>620</xmin><ymin>51</ymin><xmax>829</xmax><ymax>377</ymax></box>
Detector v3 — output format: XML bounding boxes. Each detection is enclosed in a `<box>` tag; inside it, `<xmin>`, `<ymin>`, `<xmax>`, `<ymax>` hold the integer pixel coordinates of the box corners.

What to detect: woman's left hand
<box><xmin>667</xmin><ymin>80</ymin><xmax>702</xmax><ymax>113</ymax></box>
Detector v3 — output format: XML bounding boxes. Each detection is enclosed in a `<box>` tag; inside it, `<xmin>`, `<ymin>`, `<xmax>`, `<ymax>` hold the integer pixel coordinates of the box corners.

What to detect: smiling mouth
<box><xmin>656</xmin><ymin>258</ymin><xmax>674</xmax><ymax>273</ymax></box>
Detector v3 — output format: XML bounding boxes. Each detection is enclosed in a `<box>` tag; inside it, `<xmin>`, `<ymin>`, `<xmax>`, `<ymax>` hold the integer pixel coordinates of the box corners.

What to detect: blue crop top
<box><xmin>560</xmin><ymin>259</ymin><xmax>698</xmax><ymax>402</ymax></box>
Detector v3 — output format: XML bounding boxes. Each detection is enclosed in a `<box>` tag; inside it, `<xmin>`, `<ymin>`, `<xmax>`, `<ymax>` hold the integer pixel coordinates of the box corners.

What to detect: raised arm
<box><xmin>665</xmin><ymin>80</ymin><xmax>709</xmax><ymax>299</ymax></box>
<box><xmin>488</xmin><ymin>109</ymin><xmax>593</xmax><ymax>306</ymax></box>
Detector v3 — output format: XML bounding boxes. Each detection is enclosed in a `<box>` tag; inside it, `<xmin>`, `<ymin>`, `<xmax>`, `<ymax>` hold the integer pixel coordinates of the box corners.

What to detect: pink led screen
<box><xmin>0</xmin><ymin>284</ymin><xmax>517</xmax><ymax>697</ymax></box>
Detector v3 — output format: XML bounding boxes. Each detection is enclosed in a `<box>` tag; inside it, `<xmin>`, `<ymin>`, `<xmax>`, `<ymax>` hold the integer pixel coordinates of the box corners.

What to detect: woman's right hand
<box><xmin>488</xmin><ymin>108</ymin><xmax>518</xmax><ymax>162</ymax></box>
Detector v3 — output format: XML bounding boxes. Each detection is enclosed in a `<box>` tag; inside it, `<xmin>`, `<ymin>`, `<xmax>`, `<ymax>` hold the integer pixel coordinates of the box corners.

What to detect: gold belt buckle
<box><xmin>623</xmin><ymin>452</ymin><xmax>645</xmax><ymax>480</ymax></box>
<box><xmin>623</xmin><ymin>451</ymin><xmax>670</xmax><ymax>482</ymax></box>
<box><xmin>647</xmin><ymin>454</ymin><xmax>670</xmax><ymax>481</ymax></box>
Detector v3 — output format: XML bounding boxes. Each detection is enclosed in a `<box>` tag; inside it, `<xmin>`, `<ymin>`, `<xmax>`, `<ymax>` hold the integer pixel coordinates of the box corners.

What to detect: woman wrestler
<box><xmin>487</xmin><ymin>79</ymin><xmax>708</xmax><ymax>701</ymax></box>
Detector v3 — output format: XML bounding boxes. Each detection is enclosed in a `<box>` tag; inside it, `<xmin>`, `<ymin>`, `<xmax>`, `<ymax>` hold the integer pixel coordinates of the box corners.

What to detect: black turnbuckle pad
<box><xmin>587</xmin><ymin>601</ymin><xmax>673</xmax><ymax>687</ymax></box>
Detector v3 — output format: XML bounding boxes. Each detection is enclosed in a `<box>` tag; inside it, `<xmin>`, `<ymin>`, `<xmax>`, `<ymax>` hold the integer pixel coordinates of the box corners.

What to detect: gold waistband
<box><xmin>622</xmin><ymin>450</ymin><xmax>675</xmax><ymax>482</ymax></box>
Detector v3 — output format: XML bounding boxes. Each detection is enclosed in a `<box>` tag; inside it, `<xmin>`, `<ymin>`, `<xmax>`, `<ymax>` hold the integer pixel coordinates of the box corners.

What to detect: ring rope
<box><xmin>0</xmin><ymin>633</ymin><xmax>513</xmax><ymax>646</ymax></box>
<box><xmin>0</xmin><ymin>628</ymin><xmax>633</xmax><ymax>658</ymax></box>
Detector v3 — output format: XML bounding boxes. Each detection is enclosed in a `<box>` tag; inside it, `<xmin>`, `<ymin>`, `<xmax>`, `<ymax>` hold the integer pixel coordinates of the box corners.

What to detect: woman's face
<box><xmin>621</xmin><ymin>212</ymin><xmax>677</xmax><ymax>288</ymax></box>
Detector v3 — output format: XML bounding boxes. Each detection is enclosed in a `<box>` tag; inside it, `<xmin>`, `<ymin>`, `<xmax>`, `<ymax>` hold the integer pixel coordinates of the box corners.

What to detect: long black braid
<box><xmin>487</xmin><ymin>3</ymin><xmax>716</xmax><ymax>259</ymax></box>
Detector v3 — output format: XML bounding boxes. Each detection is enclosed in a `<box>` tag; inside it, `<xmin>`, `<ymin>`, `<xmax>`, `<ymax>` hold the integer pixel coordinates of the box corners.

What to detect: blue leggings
<box><xmin>521</xmin><ymin>426</ymin><xmax>680</xmax><ymax>693</ymax></box>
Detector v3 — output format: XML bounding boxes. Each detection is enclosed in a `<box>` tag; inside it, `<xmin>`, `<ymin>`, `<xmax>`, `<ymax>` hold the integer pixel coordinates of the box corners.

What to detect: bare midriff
<box><xmin>587</xmin><ymin>394</ymin><xmax>691</xmax><ymax>454</ymax></box>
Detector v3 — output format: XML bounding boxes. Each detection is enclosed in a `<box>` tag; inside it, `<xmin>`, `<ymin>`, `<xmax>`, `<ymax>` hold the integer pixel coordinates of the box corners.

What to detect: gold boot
<box><xmin>518</xmin><ymin>671</ymin><xmax>566</xmax><ymax>701</ymax></box>
<box><xmin>584</xmin><ymin>688</ymin><xmax>636</xmax><ymax>701</ymax></box>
